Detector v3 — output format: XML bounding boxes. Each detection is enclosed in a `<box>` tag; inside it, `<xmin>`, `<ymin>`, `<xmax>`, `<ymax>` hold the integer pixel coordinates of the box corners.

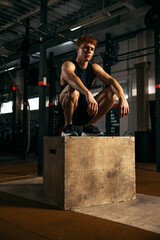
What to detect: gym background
<box><xmin>0</xmin><ymin>0</ymin><xmax>159</xmax><ymax>166</ymax></box>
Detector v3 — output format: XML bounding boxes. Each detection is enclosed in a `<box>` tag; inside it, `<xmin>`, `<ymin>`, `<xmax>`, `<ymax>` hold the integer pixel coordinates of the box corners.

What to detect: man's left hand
<box><xmin>118</xmin><ymin>97</ymin><xmax>129</xmax><ymax>118</ymax></box>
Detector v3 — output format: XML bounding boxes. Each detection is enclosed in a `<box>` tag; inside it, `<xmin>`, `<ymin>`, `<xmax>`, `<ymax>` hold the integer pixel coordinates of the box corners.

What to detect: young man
<box><xmin>59</xmin><ymin>34</ymin><xmax>129</xmax><ymax>136</ymax></box>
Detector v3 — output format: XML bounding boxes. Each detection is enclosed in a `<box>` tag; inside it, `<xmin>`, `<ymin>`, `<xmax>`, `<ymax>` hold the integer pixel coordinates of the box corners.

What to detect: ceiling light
<box><xmin>70</xmin><ymin>13</ymin><xmax>110</xmax><ymax>32</ymax></box>
<box><xmin>5</xmin><ymin>67</ymin><xmax>15</xmax><ymax>72</ymax></box>
<box><xmin>70</xmin><ymin>26</ymin><xmax>82</xmax><ymax>32</ymax></box>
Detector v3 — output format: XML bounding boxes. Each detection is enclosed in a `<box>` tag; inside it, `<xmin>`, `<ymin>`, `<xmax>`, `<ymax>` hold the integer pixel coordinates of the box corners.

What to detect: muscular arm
<box><xmin>93</xmin><ymin>63</ymin><xmax>129</xmax><ymax>117</ymax></box>
<box><xmin>61</xmin><ymin>61</ymin><xmax>98</xmax><ymax>116</ymax></box>
<box><xmin>61</xmin><ymin>61</ymin><xmax>89</xmax><ymax>96</ymax></box>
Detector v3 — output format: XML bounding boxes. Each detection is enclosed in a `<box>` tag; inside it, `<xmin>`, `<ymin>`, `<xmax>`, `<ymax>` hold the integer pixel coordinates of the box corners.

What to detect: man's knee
<box><xmin>104</xmin><ymin>86</ymin><xmax>117</xmax><ymax>102</ymax></box>
<box><xmin>68</xmin><ymin>86</ymin><xmax>80</xmax><ymax>102</ymax></box>
<box><xmin>60</xmin><ymin>85</ymin><xmax>80</xmax><ymax>107</ymax></box>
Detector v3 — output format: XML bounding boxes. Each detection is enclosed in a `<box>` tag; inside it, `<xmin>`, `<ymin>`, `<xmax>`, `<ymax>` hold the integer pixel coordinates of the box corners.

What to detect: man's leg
<box><xmin>81</xmin><ymin>87</ymin><xmax>116</xmax><ymax>136</ymax></box>
<box><xmin>60</xmin><ymin>85</ymin><xmax>80</xmax><ymax>136</ymax></box>
<box><xmin>88</xmin><ymin>87</ymin><xmax>117</xmax><ymax>125</ymax></box>
<box><xmin>60</xmin><ymin>85</ymin><xmax>80</xmax><ymax>126</ymax></box>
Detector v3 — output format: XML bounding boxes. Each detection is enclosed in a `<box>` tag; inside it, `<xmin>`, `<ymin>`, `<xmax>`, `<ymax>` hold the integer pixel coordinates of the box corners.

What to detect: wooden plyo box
<box><xmin>43</xmin><ymin>136</ymin><xmax>136</xmax><ymax>210</ymax></box>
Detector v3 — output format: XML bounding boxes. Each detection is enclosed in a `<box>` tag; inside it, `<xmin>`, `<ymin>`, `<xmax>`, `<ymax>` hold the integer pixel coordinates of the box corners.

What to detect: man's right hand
<box><xmin>85</xmin><ymin>91</ymin><xmax>98</xmax><ymax>117</ymax></box>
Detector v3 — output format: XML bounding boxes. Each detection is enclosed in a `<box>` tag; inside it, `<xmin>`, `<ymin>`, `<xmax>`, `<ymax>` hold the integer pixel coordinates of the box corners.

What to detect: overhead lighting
<box><xmin>4</xmin><ymin>67</ymin><xmax>15</xmax><ymax>72</ymax></box>
<box><xmin>70</xmin><ymin>26</ymin><xmax>82</xmax><ymax>32</ymax></box>
<box><xmin>69</xmin><ymin>0</ymin><xmax>134</xmax><ymax>33</ymax></box>
<box><xmin>70</xmin><ymin>12</ymin><xmax>110</xmax><ymax>32</ymax></box>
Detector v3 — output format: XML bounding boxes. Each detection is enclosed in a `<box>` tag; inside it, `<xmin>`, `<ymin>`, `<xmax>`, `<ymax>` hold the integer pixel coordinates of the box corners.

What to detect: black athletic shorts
<box><xmin>58</xmin><ymin>96</ymin><xmax>93</xmax><ymax>127</ymax></box>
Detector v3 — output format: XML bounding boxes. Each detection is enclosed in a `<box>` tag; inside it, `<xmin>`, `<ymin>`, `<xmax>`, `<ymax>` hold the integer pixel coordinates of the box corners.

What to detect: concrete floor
<box><xmin>0</xmin><ymin>177</ymin><xmax>160</xmax><ymax>235</ymax></box>
<box><xmin>76</xmin><ymin>194</ymin><xmax>160</xmax><ymax>234</ymax></box>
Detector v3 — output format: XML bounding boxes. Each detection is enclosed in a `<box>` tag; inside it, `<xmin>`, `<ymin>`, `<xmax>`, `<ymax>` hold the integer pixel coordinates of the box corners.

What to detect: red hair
<box><xmin>76</xmin><ymin>34</ymin><xmax>97</xmax><ymax>47</ymax></box>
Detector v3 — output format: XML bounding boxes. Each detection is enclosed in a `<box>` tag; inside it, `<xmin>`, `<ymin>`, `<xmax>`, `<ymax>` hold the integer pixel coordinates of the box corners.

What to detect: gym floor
<box><xmin>0</xmin><ymin>155</ymin><xmax>160</xmax><ymax>240</ymax></box>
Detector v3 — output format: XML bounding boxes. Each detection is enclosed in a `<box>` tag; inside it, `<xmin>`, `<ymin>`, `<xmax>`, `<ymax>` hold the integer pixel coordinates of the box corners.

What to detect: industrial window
<box><xmin>28</xmin><ymin>97</ymin><xmax>39</xmax><ymax>111</ymax></box>
<box><xmin>0</xmin><ymin>101</ymin><xmax>13</xmax><ymax>114</ymax></box>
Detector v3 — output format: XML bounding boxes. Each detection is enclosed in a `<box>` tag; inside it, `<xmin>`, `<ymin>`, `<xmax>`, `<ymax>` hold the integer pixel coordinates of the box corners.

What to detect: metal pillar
<box><xmin>47</xmin><ymin>52</ymin><xmax>57</xmax><ymax>136</ymax></box>
<box><xmin>103</xmin><ymin>33</ymin><xmax>111</xmax><ymax>136</ymax></box>
<box><xmin>154</xmin><ymin>30</ymin><xmax>160</xmax><ymax>172</ymax></box>
<box><xmin>22</xmin><ymin>18</ymin><xmax>30</xmax><ymax>159</ymax></box>
<box><xmin>134</xmin><ymin>62</ymin><xmax>150</xmax><ymax>131</ymax></box>
<box><xmin>38</xmin><ymin>0</ymin><xmax>48</xmax><ymax>176</ymax></box>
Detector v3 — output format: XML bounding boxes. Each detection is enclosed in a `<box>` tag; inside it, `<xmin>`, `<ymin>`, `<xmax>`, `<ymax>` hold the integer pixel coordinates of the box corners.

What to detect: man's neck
<box><xmin>75</xmin><ymin>57</ymin><xmax>89</xmax><ymax>69</ymax></box>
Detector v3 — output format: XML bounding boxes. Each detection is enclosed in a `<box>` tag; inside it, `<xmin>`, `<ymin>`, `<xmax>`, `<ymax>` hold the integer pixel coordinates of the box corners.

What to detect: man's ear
<box><xmin>76</xmin><ymin>47</ymin><xmax>79</xmax><ymax>53</ymax></box>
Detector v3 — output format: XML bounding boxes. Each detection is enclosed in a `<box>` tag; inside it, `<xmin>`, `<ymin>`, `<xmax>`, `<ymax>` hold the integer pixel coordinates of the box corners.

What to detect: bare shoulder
<box><xmin>92</xmin><ymin>63</ymin><xmax>104</xmax><ymax>74</ymax></box>
<box><xmin>62</xmin><ymin>60</ymin><xmax>75</xmax><ymax>71</ymax></box>
<box><xmin>60</xmin><ymin>61</ymin><xmax>76</xmax><ymax>84</ymax></box>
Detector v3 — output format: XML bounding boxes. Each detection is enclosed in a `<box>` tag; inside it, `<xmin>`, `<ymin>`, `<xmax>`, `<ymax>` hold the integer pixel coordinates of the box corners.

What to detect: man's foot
<box><xmin>61</xmin><ymin>124</ymin><xmax>78</xmax><ymax>136</ymax></box>
<box><xmin>81</xmin><ymin>125</ymin><xmax>104</xmax><ymax>136</ymax></box>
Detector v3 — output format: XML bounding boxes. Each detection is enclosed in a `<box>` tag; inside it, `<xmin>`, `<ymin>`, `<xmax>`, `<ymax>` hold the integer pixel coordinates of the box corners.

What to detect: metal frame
<box><xmin>154</xmin><ymin>29</ymin><xmax>160</xmax><ymax>172</ymax></box>
<box><xmin>48</xmin><ymin>52</ymin><xmax>58</xmax><ymax>136</ymax></box>
<box><xmin>38</xmin><ymin>0</ymin><xmax>48</xmax><ymax>176</ymax></box>
<box><xmin>22</xmin><ymin>18</ymin><xmax>30</xmax><ymax>159</ymax></box>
